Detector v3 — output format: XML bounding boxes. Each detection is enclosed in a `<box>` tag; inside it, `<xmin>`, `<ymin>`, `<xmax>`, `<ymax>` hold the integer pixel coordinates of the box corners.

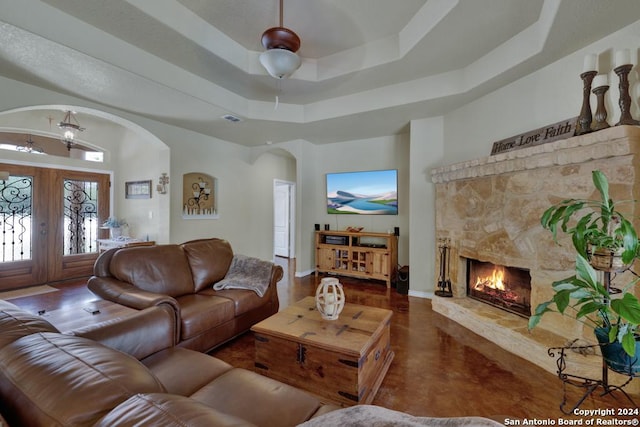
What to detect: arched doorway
<box><xmin>0</xmin><ymin>105</ymin><xmax>170</xmax><ymax>289</ymax></box>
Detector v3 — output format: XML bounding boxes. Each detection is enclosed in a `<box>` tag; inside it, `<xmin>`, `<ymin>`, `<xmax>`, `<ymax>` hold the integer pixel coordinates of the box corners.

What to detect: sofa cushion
<box><xmin>191</xmin><ymin>368</ymin><xmax>323</xmax><ymax>427</ymax></box>
<box><xmin>176</xmin><ymin>294</ymin><xmax>235</xmax><ymax>340</ymax></box>
<box><xmin>110</xmin><ymin>245</ymin><xmax>195</xmax><ymax>297</ymax></box>
<box><xmin>182</xmin><ymin>238</ymin><xmax>234</xmax><ymax>293</ymax></box>
<box><xmin>142</xmin><ymin>347</ymin><xmax>233</xmax><ymax>396</ymax></box>
<box><xmin>200</xmin><ymin>288</ymin><xmax>268</xmax><ymax>317</ymax></box>
<box><xmin>96</xmin><ymin>393</ymin><xmax>257</xmax><ymax>427</ymax></box>
<box><xmin>0</xmin><ymin>332</ymin><xmax>165</xmax><ymax>427</ymax></box>
<box><xmin>0</xmin><ymin>300</ymin><xmax>58</xmax><ymax>349</ymax></box>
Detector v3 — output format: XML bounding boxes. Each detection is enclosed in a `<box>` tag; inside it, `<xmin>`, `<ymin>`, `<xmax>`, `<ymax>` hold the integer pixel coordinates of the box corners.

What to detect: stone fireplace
<box><xmin>431</xmin><ymin>126</ymin><xmax>640</xmax><ymax>392</ymax></box>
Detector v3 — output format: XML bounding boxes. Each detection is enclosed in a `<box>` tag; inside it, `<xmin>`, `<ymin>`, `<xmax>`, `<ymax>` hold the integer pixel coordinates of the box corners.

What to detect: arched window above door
<box><xmin>0</xmin><ymin>132</ymin><xmax>104</xmax><ymax>162</ymax></box>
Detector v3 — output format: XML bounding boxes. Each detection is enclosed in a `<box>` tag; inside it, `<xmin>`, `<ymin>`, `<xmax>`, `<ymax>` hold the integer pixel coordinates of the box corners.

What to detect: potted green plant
<box><xmin>540</xmin><ymin>170</ymin><xmax>638</xmax><ymax>271</ymax></box>
<box><xmin>529</xmin><ymin>170</ymin><xmax>640</xmax><ymax>374</ymax></box>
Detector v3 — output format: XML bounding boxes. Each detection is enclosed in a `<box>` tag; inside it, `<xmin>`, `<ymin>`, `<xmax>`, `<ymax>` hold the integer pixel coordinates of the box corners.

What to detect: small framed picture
<box><xmin>125</xmin><ymin>180</ymin><xmax>152</xmax><ymax>199</ymax></box>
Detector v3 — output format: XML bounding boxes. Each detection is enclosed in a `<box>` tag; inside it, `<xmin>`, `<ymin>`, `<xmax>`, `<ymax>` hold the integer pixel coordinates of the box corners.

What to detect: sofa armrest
<box><xmin>88</xmin><ymin>276</ymin><xmax>180</xmax><ymax>313</ymax></box>
<box><xmin>270</xmin><ymin>264</ymin><xmax>284</xmax><ymax>285</ymax></box>
<box><xmin>268</xmin><ymin>264</ymin><xmax>283</xmax><ymax>310</ymax></box>
<box><xmin>72</xmin><ymin>305</ymin><xmax>179</xmax><ymax>359</ymax></box>
<box><xmin>93</xmin><ymin>247</ymin><xmax>118</xmax><ymax>277</ymax></box>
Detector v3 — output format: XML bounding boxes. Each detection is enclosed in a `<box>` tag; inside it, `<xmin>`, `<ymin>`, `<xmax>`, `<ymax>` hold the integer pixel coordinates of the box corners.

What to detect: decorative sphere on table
<box><xmin>315</xmin><ymin>277</ymin><xmax>345</xmax><ymax>320</ymax></box>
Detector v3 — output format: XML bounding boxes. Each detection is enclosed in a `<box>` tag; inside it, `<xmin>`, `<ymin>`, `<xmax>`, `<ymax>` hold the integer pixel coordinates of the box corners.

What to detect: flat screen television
<box><xmin>326</xmin><ymin>169</ymin><xmax>398</xmax><ymax>215</ymax></box>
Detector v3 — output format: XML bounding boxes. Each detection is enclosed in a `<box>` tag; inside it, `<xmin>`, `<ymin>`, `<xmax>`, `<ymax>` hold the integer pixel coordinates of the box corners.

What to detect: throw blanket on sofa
<box><xmin>297</xmin><ymin>405</ymin><xmax>504</xmax><ymax>427</ymax></box>
<box><xmin>213</xmin><ymin>254</ymin><xmax>273</xmax><ymax>297</ymax></box>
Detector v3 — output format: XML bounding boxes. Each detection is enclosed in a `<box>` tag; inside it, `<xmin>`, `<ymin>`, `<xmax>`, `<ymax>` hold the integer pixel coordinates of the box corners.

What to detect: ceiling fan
<box><xmin>259</xmin><ymin>0</ymin><xmax>301</xmax><ymax>79</ymax></box>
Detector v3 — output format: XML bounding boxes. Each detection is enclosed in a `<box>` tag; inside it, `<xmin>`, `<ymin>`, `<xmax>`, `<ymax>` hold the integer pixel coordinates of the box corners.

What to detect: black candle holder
<box><xmin>591</xmin><ymin>84</ymin><xmax>610</xmax><ymax>131</ymax></box>
<box><xmin>614</xmin><ymin>64</ymin><xmax>640</xmax><ymax>126</ymax></box>
<box><xmin>575</xmin><ymin>71</ymin><xmax>597</xmax><ymax>135</ymax></box>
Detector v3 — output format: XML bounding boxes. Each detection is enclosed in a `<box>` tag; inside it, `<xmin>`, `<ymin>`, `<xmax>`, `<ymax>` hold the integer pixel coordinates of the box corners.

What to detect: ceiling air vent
<box><xmin>221</xmin><ymin>114</ymin><xmax>242</xmax><ymax>123</ymax></box>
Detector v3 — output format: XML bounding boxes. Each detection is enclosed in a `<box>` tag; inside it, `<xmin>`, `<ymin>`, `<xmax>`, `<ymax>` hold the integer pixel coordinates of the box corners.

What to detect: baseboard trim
<box><xmin>295</xmin><ymin>269</ymin><xmax>315</xmax><ymax>278</ymax></box>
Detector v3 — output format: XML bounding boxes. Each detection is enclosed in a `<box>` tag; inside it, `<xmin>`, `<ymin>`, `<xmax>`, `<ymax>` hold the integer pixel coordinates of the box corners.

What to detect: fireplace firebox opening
<box><xmin>466</xmin><ymin>259</ymin><xmax>531</xmax><ymax>318</ymax></box>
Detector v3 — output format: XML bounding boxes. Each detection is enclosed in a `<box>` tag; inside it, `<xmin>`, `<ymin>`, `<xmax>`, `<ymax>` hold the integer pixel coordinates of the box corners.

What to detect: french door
<box><xmin>0</xmin><ymin>164</ymin><xmax>110</xmax><ymax>290</ymax></box>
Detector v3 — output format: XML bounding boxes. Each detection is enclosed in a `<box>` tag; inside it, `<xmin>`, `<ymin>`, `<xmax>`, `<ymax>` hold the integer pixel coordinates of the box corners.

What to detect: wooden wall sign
<box><xmin>490</xmin><ymin>117</ymin><xmax>577</xmax><ymax>155</ymax></box>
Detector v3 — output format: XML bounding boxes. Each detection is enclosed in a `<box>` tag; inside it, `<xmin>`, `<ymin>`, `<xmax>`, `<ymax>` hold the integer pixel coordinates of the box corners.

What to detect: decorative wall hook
<box><xmin>157</xmin><ymin>173</ymin><xmax>169</xmax><ymax>195</ymax></box>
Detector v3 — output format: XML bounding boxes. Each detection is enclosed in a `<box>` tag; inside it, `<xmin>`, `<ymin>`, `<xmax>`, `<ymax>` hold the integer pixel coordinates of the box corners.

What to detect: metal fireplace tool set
<box><xmin>435</xmin><ymin>238</ymin><xmax>452</xmax><ymax>297</ymax></box>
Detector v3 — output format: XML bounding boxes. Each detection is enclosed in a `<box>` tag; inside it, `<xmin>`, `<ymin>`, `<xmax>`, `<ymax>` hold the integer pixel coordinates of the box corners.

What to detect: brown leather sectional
<box><xmin>88</xmin><ymin>237</ymin><xmax>282</xmax><ymax>353</ymax></box>
<box><xmin>0</xmin><ymin>299</ymin><xmax>338</xmax><ymax>426</ymax></box>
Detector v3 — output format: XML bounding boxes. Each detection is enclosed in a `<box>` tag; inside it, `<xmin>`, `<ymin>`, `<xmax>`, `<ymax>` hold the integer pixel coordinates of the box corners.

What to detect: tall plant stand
<box><xmin>547</xmin><ymin>272</ymin><xmax>638</xmax><ymax>413</ymax></box>
<box><xmin>548</xmin><ymin>344</ymin><xmax>637</xmax><ymax>414</ymax></box>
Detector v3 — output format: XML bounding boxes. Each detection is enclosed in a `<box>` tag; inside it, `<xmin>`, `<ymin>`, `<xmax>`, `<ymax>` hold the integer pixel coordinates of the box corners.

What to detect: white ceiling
<box><xmin>0</xmin><ymin>0</ymin><xmax>639</xmax><ymax>146</ymax></box>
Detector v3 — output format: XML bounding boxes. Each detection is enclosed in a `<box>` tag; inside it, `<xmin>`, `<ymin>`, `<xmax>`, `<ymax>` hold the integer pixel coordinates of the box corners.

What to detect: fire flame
<box><xmin>474</xmin><ymin>268</ymin><xmax>505</xmax><ymax>291</ymax></box>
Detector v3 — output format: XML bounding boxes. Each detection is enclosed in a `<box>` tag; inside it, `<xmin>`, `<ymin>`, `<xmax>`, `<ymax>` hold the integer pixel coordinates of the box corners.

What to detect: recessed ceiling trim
<box><xmin>399</xmin><ymin>0</ymin><xmax>459</xmax><ymax>56</ymax></box>
<box><xmin>124</xmin><ymin>0</ymin><xmax>448</xmax><ymax>83</ymax></box>
<box><xmin>125</xmin><ymin>0</ymin><xmax>248</xmax><ymax>69</ymax></box>
<box><xmin>464</xmin><ymin>0</ymin><xmax>560</xmax><ymax>90</ymax></box>
<box><xmin>0</xmin><ymin>4</ymin><xmax>565</xmax><ymax>129</ymax></box>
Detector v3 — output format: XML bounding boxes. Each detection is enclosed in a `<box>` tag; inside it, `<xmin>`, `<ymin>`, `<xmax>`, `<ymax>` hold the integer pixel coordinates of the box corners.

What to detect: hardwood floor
<box><xmin>5</xmin><ymin>258</ymin><xmax>637</xmax><ymax>422</ymax></box>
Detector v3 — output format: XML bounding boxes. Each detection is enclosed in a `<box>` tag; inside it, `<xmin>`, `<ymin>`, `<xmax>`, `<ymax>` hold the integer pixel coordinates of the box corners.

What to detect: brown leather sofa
<box><xmin>0</xmin><ymin>299</ymin><xmax>337</xmax><ymax>426</ymax></box>
<box><xmin>88</xmin><ymin>238</ymin><xmax>282</xmax><ymax>353</ymax></box>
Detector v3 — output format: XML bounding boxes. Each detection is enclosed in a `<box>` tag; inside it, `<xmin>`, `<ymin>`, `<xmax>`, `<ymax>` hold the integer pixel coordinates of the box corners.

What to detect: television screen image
<box><xmin>326</xmin><ymin>169</ymin><xmax>398</xmax><ymax>215</ymax></box>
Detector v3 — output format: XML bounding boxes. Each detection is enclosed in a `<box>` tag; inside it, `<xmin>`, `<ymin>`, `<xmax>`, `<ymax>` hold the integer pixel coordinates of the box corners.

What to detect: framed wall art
<box><xmin>125</xmin><ymin>180</ymin><xmax>152</xmax><ymax>199</ymax></box>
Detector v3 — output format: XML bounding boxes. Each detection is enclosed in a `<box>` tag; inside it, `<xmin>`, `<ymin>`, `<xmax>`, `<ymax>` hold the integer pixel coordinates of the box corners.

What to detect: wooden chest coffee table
<box><xmin>251</xmin><ymin>296</ymin><xmax>393</xmax><ymax>406</ymax></box>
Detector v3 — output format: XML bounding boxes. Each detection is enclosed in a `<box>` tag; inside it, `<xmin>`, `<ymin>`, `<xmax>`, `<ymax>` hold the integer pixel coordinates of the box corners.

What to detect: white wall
<box><xmin>274</xmin><ymin>139</ymin><xmax>320</xmax><ymax>274</ymax></box>
<box><xmin>128</xmin><ymin>118</ymin><xmax>294</xmax><ymax>260</ymax></box>
<box><xmin>115</xmin><ymin>128</ymin><xmax>164</xmax><ymax>242</ymax></box>
<box><xmin>443</xmin><ymin>20</ymin><xmax>640</xmax><ymax>165</ymax></box>
<box><xmin>250</xmin><ymin>152</ymin><xmax>297</xmax><ymax>259</ymax></box>
<box><xmin>409</xmin><ymin>117</ymin><xmax>444</xmax><ymax>297</ymax></box>
<box><xmin>282</xmin><ymin>134</ymin><xmax>410</xmax><ymax>276</ymax></box>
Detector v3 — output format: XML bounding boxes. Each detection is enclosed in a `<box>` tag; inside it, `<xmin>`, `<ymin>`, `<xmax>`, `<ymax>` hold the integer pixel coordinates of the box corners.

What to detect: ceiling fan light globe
<box><xmin>259</xmin><ymin>48</ymin><xmax>301</xmax><ymax>79</ymax></box>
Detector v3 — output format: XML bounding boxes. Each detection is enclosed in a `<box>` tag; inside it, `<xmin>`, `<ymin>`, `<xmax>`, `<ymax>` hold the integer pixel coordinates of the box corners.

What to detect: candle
<box><xmin>592</xmin><ymin>74</ymin><xmax>608</xmax><ymax>88</ymax></box>
<box><xmin>615</xmin><ymin>49</ymin><xmax>631</xmax><ymax>67</ymax></box>
<box><xmin>582</xmin><ymin>53</ymin><xmax>597</xmax><ymax>72</ymax></box>
<box><xmin>324</xmin><ymin>293</ymin><xmax>335</xmax><ymax>315</ymax></box>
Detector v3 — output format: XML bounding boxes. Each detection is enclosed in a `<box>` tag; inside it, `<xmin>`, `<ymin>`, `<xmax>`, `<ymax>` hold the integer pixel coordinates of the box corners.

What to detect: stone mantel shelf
<box><xmin>431</xmin><ymin>126</ymin><xmax>640</xmax><ymax>184</ymax></box>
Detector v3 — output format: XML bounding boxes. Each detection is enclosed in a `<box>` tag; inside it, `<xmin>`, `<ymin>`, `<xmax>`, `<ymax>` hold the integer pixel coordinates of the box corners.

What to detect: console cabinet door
<box><xmin>316</xmin><ymin>247</ymin><xmax>335</xmax><ymax>271</ymax></box>
<box><xmin>370</xmin><ymin>251</ymin><xmax>389</xmax><ymax>279</ymax></box>
<box><xmin>350</xmin><ymin>249</ymin><xmax>368</xmax><ymax>274</ymax></box>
